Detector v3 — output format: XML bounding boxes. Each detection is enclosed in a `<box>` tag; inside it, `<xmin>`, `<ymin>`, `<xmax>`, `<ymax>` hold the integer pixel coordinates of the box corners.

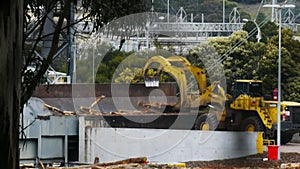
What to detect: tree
<box><xmin>208</xmin><ymin>30</ymin><xmax>260</xmax><ymax>92</ymax></box>
<box><xmin>0</xmin><ymin>0</ymin><xmax>23</xmax><ymax>168</ymax></box>
<box><xmin>0</xmin><ymin>0</ymin><xmax>148</xmax><ymax>168</ymax></box>
<box><xmin>22</xmin><ymin>0</ymin><xmax>148</xmax><ymax>105</ymax></box>
<box><xmin>243</xmin><ymin>21</ymin><xmax>278</xmax><ymax>43</ymax></box>
<box><xmin>266</xmin><ymin>28</ymin><xmax>300</xmax><ymax>101</ymax></box>
<box><xmin>204</xmin><ymin>25</ymin><xmax>300</xmax><ymax>101</ymax></box>
<box><xmin>114</xmin><ymin>68</ymin><xmax>144</xmax><ymax>83</ymax></box>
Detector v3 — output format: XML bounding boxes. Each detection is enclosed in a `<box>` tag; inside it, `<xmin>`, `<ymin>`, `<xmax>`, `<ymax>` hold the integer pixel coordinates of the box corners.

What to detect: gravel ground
<box><xmin>186</xmin><ymin>152</ymin><xmax>300</xmax><ymax>169</ymax></box>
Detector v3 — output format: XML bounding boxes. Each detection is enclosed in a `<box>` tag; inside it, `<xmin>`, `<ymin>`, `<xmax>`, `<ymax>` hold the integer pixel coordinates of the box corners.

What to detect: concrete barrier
<box><xmin>292</xmin><ymin>133</ymin><xmax>300</xmax><ymax>143</ymax></box>
<box><xmin>79</xmin><ymin>116</ymin><xmax>259</xmax><ymax>163</ymax></box>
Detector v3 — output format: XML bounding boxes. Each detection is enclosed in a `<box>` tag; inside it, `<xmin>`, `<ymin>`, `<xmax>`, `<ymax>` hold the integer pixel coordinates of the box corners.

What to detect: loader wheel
<box><xmin>240</xmin><ymin>116</ymin><xmax>264</xmax><ymax>132</ymax></box>
<box><xmin>195</xmin><ymin>113</ymin><xmax>218</xmax><ymax>131</ymax></box>
<box><xmin>281</xmin><ymin>134</ymin><xmax>293</xmax><ymax>145</ymax></box>
<box><xmin>280</xmin><ymin>134</ymin><xmax>294</xmax><ymax>144</ymax></box>
<box><xmin>270</xmin><ymin>133</ymin><xmax>294</xmax><ymax>145</ymax></box>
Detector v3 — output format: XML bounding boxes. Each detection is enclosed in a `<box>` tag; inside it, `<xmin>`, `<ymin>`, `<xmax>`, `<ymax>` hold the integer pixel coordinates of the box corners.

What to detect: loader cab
<box><xmin>233</xmin><ymin>80</ymin><xmax>263</xmax><ymax>98</ymax></box>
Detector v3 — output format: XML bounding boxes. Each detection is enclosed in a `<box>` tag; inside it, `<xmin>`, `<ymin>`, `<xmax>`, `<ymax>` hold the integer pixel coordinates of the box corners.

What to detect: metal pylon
<box><xmin>176</xmin><ymin>7</ymin><xmax>187</xmax><ymax>23</ymax></box>
<box><xmin>284</xmin><ymin>8</ymin><xmax>294</xmax><ymax>24</ymax></box>
<box><xmin>25</xmin><ymin>2</ymin><xmax>75</xmax><ymax>83</ymax></box>
<box><xmin>229</xmin><ymin>7</ymin><xmax>240</xmax><ymax>23</ymax></box>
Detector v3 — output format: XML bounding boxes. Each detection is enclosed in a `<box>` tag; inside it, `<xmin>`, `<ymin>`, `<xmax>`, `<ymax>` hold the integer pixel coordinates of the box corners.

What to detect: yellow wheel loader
<box><xmin>142</xmin><ymin>56</ymin><xmax>300</xmax><ymax>144</ymax></box>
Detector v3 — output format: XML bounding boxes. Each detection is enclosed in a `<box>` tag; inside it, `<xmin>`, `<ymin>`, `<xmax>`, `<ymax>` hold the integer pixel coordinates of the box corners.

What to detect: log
<box><xmin>44</xmin><ymin>103</ymin><xmax>76</xmax><ymax>115</ymax></box>
<box><xmin>50</xmin><ymin>164</ymin><xmax>143</xmax><ymax>169</ymax></box>
<box><xmin>19</xmin><ymin>163</ymin><xmax>35</xmax><ymax>168</ymax></box>
<box><xmin>89</xmin><ymin>95</ymin><xmax>105</xmax><ymax>109</ymax></box>
<box><xmin>79</xmin><ymin>106</ymin><xmax>104</xmax><ymax>115</ymax></box>
<box><xmin>79</xmin><ymin>95</ymin><xmax>105</xmax><ymax>115</ymax></box>
<box><xmin>137</xmin><ymin>101</ymin><xmax>171</xmax><ymax>109</ymax></box>
<box><xmin>94</xmin><ymin>157</ymin><xmax>100</xmax><ymax>164</ymax></box>
<box><xmin>39</xmin><ymin>160</ymin><xmax>45</xmax><ymax>169</ymax></box>
<box><xmin>96</xmin><ymin>157</ymin><xmax>147</xmax><ymax>167</ymax></box>
<box><xmin>44</xmin><ymin>103</ymin><xmax>64</xmax><ymax>113</ymax></box>
<box><xmin>92</xmin><ymin>157</ymin><xmax>100</xmax><ymax>169</ymax></box>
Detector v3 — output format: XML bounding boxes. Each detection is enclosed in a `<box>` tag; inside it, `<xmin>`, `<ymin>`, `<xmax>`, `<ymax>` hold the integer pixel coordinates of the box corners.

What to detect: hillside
<box><xmin>151</xmin><ymin>0</ymin><xmax>299</xmax><ymax>23</ymax></box>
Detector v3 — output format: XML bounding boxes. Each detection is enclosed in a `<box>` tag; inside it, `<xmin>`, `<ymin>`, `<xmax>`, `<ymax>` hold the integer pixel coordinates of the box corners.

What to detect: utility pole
<box><xmin>151</xmin><ymin>0</ymin><xmax>154</xmax><ymax>12</ymax></box>
<box><xmin>271</xmin><ymin>0</ymin><xmax>276</xmax><ymax>22</ymax></box>
<box><xmin>223</xmin><ymin>0</ymin><xmax>225</xmax><ymax>23</ymax></box>
<box><xmin>68</xmin><ymin>1</ymin><xmax>75</xmax><ymax>83</ymax></box>
<box><xmin>263</xmin><ymin>2</ymin><xmax>295</xmax><ymax>160</ymax></box>
<box><xmin>167</xmin><ymin>0</ymin><xmax>169</xmax><ymax>23</ymax></box>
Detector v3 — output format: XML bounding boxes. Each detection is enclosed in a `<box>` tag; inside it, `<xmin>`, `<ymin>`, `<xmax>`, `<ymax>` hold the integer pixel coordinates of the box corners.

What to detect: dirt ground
<box><xmin>29</xmin><ymin>152</ymin><xmax>300</xmax><ymax>169</ymax></box>
<box><xmin>22</xmin><ymin>144</ymin><xmax>300</xmax><ymax>169</ymax></box>
<box><xmin>186</xmin><ymin>152</ymin><xmax>300</xmax><ymax>169</ymax></box>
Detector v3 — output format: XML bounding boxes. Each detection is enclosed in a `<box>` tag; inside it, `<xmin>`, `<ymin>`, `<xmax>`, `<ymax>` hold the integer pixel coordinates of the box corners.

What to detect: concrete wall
<box><xmin>79</xmin><ymin>116</ymin><xmax>259</xmax><ymax>163</ymax></box>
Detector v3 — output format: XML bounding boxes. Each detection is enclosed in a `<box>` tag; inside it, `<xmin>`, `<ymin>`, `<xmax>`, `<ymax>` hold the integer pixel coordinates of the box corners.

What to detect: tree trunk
<box><xmin>0</xmin><ymin>0</ymin><xmax>23</xmax><ymax>168</ymax></box>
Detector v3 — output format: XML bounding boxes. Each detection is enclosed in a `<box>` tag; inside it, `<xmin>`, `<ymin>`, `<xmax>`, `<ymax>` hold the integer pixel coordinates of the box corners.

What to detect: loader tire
<box><xmin>195</xmin><ymin>113</ymin><xmax>218</xmax><ymax>131</ymax></box>
<box><xmin>240</xmin><ymin>116</ymin><xmax>264</xmax><ymax>132</ymax></box>
<box><xmin>281</xmin><ymin>134</ymin><xmax>293</xmax><ymax>145</ymax></box>
<box><xmin>270</xmin><ymin>133</ymin><xmax>293</xmax><ymax>145</ymax></box>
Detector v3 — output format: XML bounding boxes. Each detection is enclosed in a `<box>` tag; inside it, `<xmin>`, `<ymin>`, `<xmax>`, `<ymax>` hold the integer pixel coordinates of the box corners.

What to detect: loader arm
<box><xmin>143</xmin><ymin>56</ymin><xmax>189</xmax><ymax>108</ymax></box>
<box><xmin>143</xmin><ymin>55</ymin><xmax>226</xmax><ymax>110</ymax></box>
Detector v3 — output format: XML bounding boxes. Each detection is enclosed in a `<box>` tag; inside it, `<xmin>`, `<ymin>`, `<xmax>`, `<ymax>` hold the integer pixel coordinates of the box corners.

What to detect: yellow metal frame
<box><xmin>229</xmin><ymin>80</ymin><xmax>273</xmax><ymax>129</ymax></box>
<box><xmin>143</xmin><ymin>55</ymin><xmax>227</xmax><ymax>111</ymax></box>
<box><xmin>235</xmin><ymin>79</ymin><xmax>263</xmax><ymax>83</ymax></box>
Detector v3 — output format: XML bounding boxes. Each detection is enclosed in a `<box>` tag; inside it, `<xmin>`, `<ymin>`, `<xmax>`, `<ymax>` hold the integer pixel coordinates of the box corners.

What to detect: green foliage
<box><xmin>259</xmin><ymin>22</ymin><xmax>278</xmax><ymax>43</ymax></box>
<box><xmin>201</xmin><ymin>25</ymin><xmax>300</xmax><ymax>102</ymax></box>
<box><xmin>285</xmin><ymin>77</ymin><xmax>300</xmax><ymax>102</ymax></box>
<box><xmin>242</xmin><ymin>21</ymin><xmax>258</xmax><ymax>42</ymax></box>
<box><xmin>188</xmin><ymin>42</ymin><xmax>226</xmax><ymax>88</ymax></box>
<box><xmin>95</xmin><ymin>50</ymin><xmax>129</xmax><ymax>83</ymax></box>
<box><xmin>75</xmin><ymin>41</ymin><xmax>113</xmax><ymax>83</ymax></box>
<box><xmin>114</xmin><ymin>68</ymin><xmax>143</xmax><ymax>83</ymax></box>
<box><xmin>208</xmin><ymin>31</ymin><xmax>258</xmax><ymax>91</ymax></box>
<box><xmin>76</xmin><ymin>42</ymin><xmax>180</xmax><ymax>84</ymax></box>
<box><xmin>111</xmin><ymin>53</ymin><xmax>175</xmax><ymax>84</ymax></box>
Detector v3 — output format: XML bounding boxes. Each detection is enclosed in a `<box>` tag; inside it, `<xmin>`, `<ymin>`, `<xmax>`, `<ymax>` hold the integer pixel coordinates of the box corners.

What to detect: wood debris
<box><xmin>44</xmin><ymin>103</ymin><xmax>76</xmax><ymax>116</ymax></box>
<box><xmin>39</xmin><ymin>160</ymin><xmax>45</xmax><ymax>169</ymax></box>
<box><xmin>47</xmin><ymin>157</ymin><xmax>149</xmax><ymax>169</ymax></box>
<box><xmin>43</xmin><ymin>95</ymin><xmax>171</xmax><ymax>116</ymax></box>
<box><xmin>19</xmin><ymin>163</ymin><xmax>35</xmax><ymax>169</ymax></box>
<box><xmin>78</xmin><ymin>96</ymin><xmax>158</xmax><ymax>115</ymax></box>
<box><xmin>79</xmin><ymin>96</ymin><xmax>106</xmax><ymax>115</ymax></box>
<box><xmin>281</xmin><ymin>163</ymin><xmax>300</xmax><ymax>168</ymax></box>
<box><xmin>46</xmin><ymin>157</ymin><xmax>187</xmax><ymax>169</ymax></box>
<box><xmin>89</xmin><ymin>96</ymin><xmax>105</xmax><ymax>109</ymax></box>
<box><xmin>137</xmin><ymin>101</ymin><xmax>169</xmax><ymax>109</ymax></box>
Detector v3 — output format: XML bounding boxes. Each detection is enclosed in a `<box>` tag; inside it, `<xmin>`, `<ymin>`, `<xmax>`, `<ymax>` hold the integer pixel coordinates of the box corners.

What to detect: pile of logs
<box><xmin>44</xmin><ymin>157</ymin><xmax>186</xmax><ymax>169</ymax></box>
<box><xmin>43</xmin><ymin>95</ymin><xmax>166</xmax><ymax>116</ymax></box>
